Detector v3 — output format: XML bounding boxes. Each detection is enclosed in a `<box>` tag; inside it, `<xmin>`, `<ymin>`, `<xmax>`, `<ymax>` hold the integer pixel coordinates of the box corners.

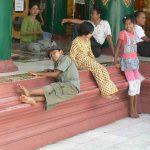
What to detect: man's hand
<box><xmin>61</xmin><ymin>19</ymin><xmax>68</xmax><ymax>25</ymax></box>
<box><xmin>29</xmin><ymin>72</ymin><xmax>38</xmax><ymax>76</ymax></box>
<box><xmin>115</xmin><ymin>63</ymin><xmax>121</xmax><ymax>68</ymax></box>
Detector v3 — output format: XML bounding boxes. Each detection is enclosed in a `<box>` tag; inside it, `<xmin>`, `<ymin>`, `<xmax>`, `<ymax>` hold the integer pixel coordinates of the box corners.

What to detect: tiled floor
<box><xmin>38</xmin><ymin>114</ymin><xmax>150</xmax><ymax>150</ymax></box>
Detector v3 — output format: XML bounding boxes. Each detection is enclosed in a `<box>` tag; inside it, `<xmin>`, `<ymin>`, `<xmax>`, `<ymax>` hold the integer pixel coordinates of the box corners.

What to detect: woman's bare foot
<box><xmin>103</xmin><ymin>94</ymin><xmax>119</xmax><ymax>100</ymax></box>
<box><xmin>20</xmin><ymin>95</ymin><xmax>36</xmax><ymax>105</ymax></box>
<box><xmin>103</xmin><ymin>95</ymin><xmax>113</xmax><ymax>100</ymax></box>
<box><xmin>17</xmin><ymin>84</ymin><xmax>30</xmax><ymax>96</ymax></box>
<box><xmin>112</xmin><ymin>94</ymin><xmax>119</xmax><ymax>100</ymax></box>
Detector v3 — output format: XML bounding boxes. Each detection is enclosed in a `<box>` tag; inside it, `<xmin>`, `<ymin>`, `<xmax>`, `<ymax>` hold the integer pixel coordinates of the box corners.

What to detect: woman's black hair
<box><xmin>29</xmin><ymin>2</ymin><xmax>40</xmax><ymax>10</ymax></box>
<box><xmin>134</xmin><ymin>10</ymin><xmax>145</xmax><ymax>19</ymax></box>
<box><xmin>123</xmin><ymin>14</ymin><xmax>135</xmax><ymax>24</ymax></box>
<box><xmin>78</xmin><ymin>22</ymin><xmax>94</xmax><ymax>36</ymax></box>
<box><xmin>92</xmin><ymin>7</ymin><xmax>102</xmax><ymax>15</ymax></box>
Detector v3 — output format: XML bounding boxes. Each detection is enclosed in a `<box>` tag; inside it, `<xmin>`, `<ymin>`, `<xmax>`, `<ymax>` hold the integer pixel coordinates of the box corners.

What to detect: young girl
<box><xmin>114</xmin><ymin>14</ymin><xmax>144</xmax><ymax>118</ymax></box>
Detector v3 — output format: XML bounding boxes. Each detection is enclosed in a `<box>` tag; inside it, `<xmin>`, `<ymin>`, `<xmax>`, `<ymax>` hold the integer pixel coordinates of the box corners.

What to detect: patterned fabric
<box><xmin>102</xmin><ymin>0</ymin><xmax>109</xmax><ymax>6</ymax></box>
<box><xmin>70</xmin><ymin>37</ymin><xmax>118</xmax><ymax>96</ymax></box>
<box><xmin>123</xmin><ymin>0</ymin><xmax>132</xmax><ymax>7</ymax></box>
<box><xmin>120</xmin><ymin>58</ymin><xmax>139</xmax><ymax>71</ymax></box>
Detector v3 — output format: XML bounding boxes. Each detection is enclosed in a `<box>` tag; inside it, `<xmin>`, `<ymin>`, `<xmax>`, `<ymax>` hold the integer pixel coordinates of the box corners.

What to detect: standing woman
<box><xmin>134</xmin><ymin>11</ymin><xmax>150</xmax><ymax>57</ymax></box>
<box><xmin>70</xmin><ymin>22</ymin><xmax>118</xmax><ymax>100</ymax></box>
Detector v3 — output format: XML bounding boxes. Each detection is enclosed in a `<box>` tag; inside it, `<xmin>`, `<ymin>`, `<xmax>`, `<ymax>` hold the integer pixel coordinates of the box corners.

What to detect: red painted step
<box><xmin>0</xmin><ymin>64</ymin><xmax>149</xmax><ymax>150</ymax></box>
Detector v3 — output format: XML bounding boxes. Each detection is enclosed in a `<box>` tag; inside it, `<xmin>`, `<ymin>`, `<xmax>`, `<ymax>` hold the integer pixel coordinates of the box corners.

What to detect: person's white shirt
<box><xmin>88</xmin><ymin>20</ymin><xmax>112</xmax><ymax>45</ymax></box>
<box><xmin>134</xmin><ymin>24</ymin><xmax>145</xmax><ymax>43</ymax></box>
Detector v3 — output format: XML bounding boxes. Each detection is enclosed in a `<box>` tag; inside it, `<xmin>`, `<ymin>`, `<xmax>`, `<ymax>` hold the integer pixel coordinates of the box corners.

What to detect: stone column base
<box><xmin>0</xmin><ymin>60</ymin><xmax>18</xmax><ymax>73</ymax></box>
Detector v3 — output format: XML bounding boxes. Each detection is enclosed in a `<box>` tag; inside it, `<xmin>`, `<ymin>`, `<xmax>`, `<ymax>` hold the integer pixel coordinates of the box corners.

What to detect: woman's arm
<box><xmin>142</xmin><ymin>36</ymin><xmax>150</xmax><ymax>42</ymax></box>
<box><xmin>106</xmin><ymin>35</ymin><xmax>115</xmax><ymax>55</ymax></box>
<box><xmin>114</xmin><ymin>39</ymin><xmax>122</xmax><ymax>68</ymax></box>
<box><xmin>61</xmin><ymin>18</ymin><xmax>84</xmax><ymax>25</ymax></box>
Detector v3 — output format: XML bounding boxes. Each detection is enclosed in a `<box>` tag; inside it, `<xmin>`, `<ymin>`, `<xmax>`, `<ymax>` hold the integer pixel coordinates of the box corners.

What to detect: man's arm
<box><xmin>29</xmin><ymin>70</ymin><xmax>61</xmax><ymax>78</ymax></box>
<box><xmin>141</xmin><ymin>36</ymin><xmax>150</xmax><ymax>42</ymax></box>
<box><xmin>106</xmin><ymin>35</ymin><xmax>115</xmax><ymax>55</ymax></box>
<box><xmin>61</xmin><ymin>18</ymin><xmax>84</xmax><ymax>25</ymax></box>
<box><xmin>114</xmin><ymin>39</ymin><xmax>122</xmax><ymax>68</ymax></box>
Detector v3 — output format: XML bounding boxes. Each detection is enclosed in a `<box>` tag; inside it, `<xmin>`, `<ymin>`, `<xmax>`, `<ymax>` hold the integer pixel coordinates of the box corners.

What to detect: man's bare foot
<box><xmin>17</xmin><ymin>84</ymin><xmax>30</xmax><ymax>96</ymax></box>
<box><xmin>20</xmin><ymin>95</ymin><xmax>36</xmax><ymax>105</ymax></box>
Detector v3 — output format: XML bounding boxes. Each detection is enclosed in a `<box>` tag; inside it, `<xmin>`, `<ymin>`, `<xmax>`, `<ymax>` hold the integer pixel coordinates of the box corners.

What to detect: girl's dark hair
<box><xmin>78</xmin><ymin>22</ymin><xmax>94</xmax><ymax>36</ymax></box>
<box><xmin>134</xmin><ymin>10</ymin><xmax>145</xmax><ymax>19</ymax></box>
<box><xmin>123</xmin><ymin>14</ymin><xmax>135</xmax><ymax>24</ymax></box>
<box><xmin>92</xmin><ymin>7</ymin><xmax>102</xmax><ymax>15</ymax></box>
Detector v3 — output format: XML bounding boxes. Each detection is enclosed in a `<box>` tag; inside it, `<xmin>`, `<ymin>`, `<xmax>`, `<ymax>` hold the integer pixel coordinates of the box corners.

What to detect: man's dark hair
<box><xmin>78</xmin><ymin>22</ymin><xmax>94</xmax><ymax>36</ymax></box>
<box><xmin>123</xmin><ymin>14</ymin><xmax>135</xmax><ymax>24</ymax></box>
<box><xmin>92</xmin><ymin>7</ymin><xmax>102</xmax><ymax>15</ymax></box>
<box><xmin>134</xmin><ymin>10</ymin><xmax>145</xmax><ymax>19</ymax></box>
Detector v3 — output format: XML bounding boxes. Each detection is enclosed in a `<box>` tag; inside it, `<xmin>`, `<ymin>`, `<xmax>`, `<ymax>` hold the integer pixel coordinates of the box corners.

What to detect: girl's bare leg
<box><xmin>129</xmin><ymin>96</ymin><xmax>135</xmax><ymax>117</ymax></box>
<box><xmin>133</xmin><ymin>95</ymin><xmax>139</xmax><ymax>118</ymax></box>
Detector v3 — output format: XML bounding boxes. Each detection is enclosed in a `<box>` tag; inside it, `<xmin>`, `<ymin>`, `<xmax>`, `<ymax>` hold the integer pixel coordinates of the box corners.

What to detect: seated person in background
<box><xmin>134</xmin><ymin>11</ymin><xmax>150</xmax><ymax>57</ymax></box>
<box><xmin>70</xmin><ymin>22</ymin><xmax>118</xmax><ymax>100</ymax></box>
<box><xmin>18</xmin><ymin>46</ymin><xmax>80</xmax><ymax>110</ymax></box>
<box><xmin>62</xmin><ymin>7</ymin><xmax>114</xmax><ymax>58</ymax></box>
<box><xmin>20</xmin><ymin>3</ymin><xmax>52</xmax><ymax>52</ymax></box>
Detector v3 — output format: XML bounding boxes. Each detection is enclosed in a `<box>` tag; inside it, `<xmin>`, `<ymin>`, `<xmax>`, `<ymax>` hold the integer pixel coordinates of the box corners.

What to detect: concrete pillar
<box><xmin>0</xmin><ymin>0</ymin><xmax>18</xmax><ymax>73</ymax></box>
